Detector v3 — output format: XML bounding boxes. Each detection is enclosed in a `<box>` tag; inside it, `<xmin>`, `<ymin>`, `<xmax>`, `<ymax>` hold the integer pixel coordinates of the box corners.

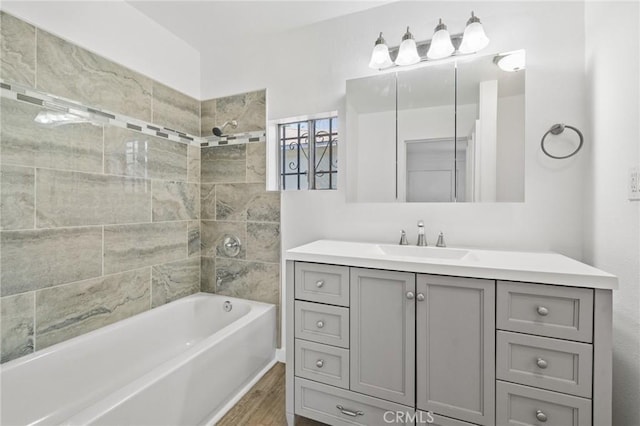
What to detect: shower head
<box><xmin>212</xmin><ymin>119</ymin><xmax>238</xmax><ymax>137</ymax></box>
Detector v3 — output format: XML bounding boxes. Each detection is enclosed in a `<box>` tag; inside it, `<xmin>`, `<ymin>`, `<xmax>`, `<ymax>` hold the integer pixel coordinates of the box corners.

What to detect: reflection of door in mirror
<box><xmin>401</xmin><ymin>138</ymin><xmax>467</xmax><ymax>202</ymax></box>
<box><xmin>397</xmin><ymin>61</ymin><xmax>456</xmax><ymax>202</ymax></box>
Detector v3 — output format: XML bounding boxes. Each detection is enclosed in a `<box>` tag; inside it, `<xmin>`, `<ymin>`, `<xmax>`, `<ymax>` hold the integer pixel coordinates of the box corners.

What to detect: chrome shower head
<box><xmin>212</xmin><ymin>119</ymin><xmax>238</xmax><ymax>137</ymax></box>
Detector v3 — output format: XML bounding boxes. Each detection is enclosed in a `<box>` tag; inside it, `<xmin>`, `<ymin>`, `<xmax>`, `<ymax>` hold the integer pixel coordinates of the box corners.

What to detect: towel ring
<box><xmin>541</xmin><ymin>123</ymin><xmax>584</xmax><ymax>159</ymax></box>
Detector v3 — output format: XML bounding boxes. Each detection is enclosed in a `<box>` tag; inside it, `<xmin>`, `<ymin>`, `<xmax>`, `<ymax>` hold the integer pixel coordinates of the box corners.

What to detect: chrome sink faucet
<box><xmin>417</xmin><ymin>220</ymin><xmax>427</xmax><ymax>246</ymax></box>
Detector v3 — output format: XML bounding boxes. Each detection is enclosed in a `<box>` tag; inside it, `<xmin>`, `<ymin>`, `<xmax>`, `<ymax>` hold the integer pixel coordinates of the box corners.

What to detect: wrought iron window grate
<box><xmin>279</xmin><ymin>116</ymin><xmax>338</xmax><ymax>190</ymax></box>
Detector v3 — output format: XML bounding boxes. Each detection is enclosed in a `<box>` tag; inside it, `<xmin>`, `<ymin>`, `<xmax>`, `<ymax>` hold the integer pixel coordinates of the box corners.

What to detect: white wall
<box><xmin>584</xmin><ymin>2</ymin><xmax>640</xmax><ymax>424</ymax></box>
<box><xmin>1</xmin><ymin>0</ymin><xmax>201</xmax><ymax>98</ymax></box>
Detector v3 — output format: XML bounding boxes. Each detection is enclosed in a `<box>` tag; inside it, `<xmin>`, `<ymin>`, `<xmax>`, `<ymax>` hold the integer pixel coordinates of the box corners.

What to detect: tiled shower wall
<box><xmin>199</xmin><ymin>91</ymin><xmax>282</xmax><ymax>346</ymax></box>
<box><xmin>0</xmin><ymin>12</ymin><xmax>202</xmax><ymax>363</ymax></box>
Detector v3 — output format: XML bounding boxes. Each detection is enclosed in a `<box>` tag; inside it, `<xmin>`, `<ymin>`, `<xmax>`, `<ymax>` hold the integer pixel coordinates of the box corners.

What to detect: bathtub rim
<box><xmin>0</xmin><ymin>292</ymin><xmax>272</xmax><ymax>372</ymax></box>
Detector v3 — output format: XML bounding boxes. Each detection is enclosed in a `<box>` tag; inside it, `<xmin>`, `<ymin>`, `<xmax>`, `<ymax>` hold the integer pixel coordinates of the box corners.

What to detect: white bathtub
<box><xmin>1</xmin><ymin>293</ymin><xmax>276</xmax><ymax>426</ymax></box>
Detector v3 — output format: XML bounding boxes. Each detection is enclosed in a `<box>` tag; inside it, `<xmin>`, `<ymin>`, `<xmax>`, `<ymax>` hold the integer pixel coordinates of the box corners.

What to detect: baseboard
<box><xmin>276</xmin><ymin>347</ymin><xmax>286</xmax><ymax>363</ymax></box>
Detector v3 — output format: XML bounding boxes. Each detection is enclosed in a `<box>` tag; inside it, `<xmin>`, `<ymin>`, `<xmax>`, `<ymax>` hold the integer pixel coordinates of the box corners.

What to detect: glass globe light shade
<box><xmin>427</xmin><ymin>25</ymin><xmax>455</xmax><ymax>60</ymax></box>
<box><xmin>368</xmin><ymin>33</ymin><xmax>393</xmax><ymax>69</ymax></box>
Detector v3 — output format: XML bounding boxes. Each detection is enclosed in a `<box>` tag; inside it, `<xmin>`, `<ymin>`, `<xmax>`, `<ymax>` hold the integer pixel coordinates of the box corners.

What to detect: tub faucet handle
<box><xmin>436</xmin><ymin>232</ymin><xmax>446</xmax><ymax>248</ymax></box>
<box><xmin>399</xmin><ymin>230</ymin><xmax>408</xmax><ymax>245</ymax></box>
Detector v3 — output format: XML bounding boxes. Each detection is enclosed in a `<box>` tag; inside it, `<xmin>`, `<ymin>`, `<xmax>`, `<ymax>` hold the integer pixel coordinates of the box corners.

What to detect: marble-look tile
<box><xmin>215</xmin><ymin>258</ymin><xmax>279</xmax><ymax>305</ymax></box>
<box><xmin>1</xmin><ymin>227</ymin><xmax>102</xmax><ymax>296</ymax></box>
<box><xmin>0</xmin><ymin>12</ymin><xmax>36</xmax><ymax>86</ymax></box>
<box><xmin>246</xmin><ymin>142</ymin><xmax>267</xmax><ymax>183</ymax></box>
<box><xmin>36</xmin><ymin>169</ymin><xmax>150</xmax><ymax>228</ymax></box>
<box><xmin>1</xmin><ymin>292</ymin><xmax>35</xmax><ymax>363</ymax></box>
<box><xmin>35</xmin><ymin>268</ymin><xmax>150</xmax><ymax>349</ymax></box>
<box><xmin>104</xmin><ymin>126</ymin><xmax>188</xmax><ymax>181</ymax></box>
<box><xmin>0</xmin><ymin>98</ymin><xmax>103</xmax><ymax>173</ymax></box>
<box><xmin>200</xmin><ymin>220</ymin><xmax>246</xmax><ymax>259</ymax></box>
<box><xmin>200</xmin><ymin>256</ymin><xmax>216</xmax><ymax>293</ymax></box>
<box><xmin>200</xmin><ymin>183</ymin><xmax>216</xmax><ymax>220</ymax></box>
<box><xmin>36</xmin><ymin>30</ymin><xmax>152</xmax><ymax>121</ymax></box>
<box><xmin>201</xmin><ymin>145</ymin><xmax>246</xmax><ymax>183</ymax></box>
<box><xmin>200</xmin><ymin>98</ymin><xmax>216</xmax><ymax>137</ymax></box>
<box><xmin>246</xmin><ymin>222</ymin><xmax>280</xmax><ymax>263</ymax></box>
<box><xmin>215</xmin><ymin>90</ymin><xmax>266</xmax><ymax>133</ymax></box>
<box><xmin>152</xmin><ymin>82</ymin><xmax>200</xmax><ymax>136</ymax></box>
<box><xmin>188</xmin><ymin>221</ymin><xmax>200</xmax><ymax>258</ymax></box>
<box><xmin>104</xmin><ymin>222</ymin><xmax>187</xmax><ymax>274</ymax></box>
<box><xmin>1</xmin><ymin>165</ymin><xmax>34</xmax><ymax>230</ymax></box>
<box><xmin>151</xmin><ymin>257</ymin><xmax>200</xmax><ymax>308</ymax></box>
<box><xmin>216</xmin><ymin>183</ymin><xmax>280</xmax><ymax>223</ymax></box>
<box><xmin>152</xmin><ymin>181</ymin><xmax>199</xmax><ymax>221</ymax></box>
<box><xmin>187</xmin><ymin>145</ymin><xmax>201</xmax><ymax>183</ymax></box>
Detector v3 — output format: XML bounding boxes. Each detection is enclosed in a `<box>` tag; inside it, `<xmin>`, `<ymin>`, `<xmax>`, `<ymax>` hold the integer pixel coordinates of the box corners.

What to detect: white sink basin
<box><xmin>376</xmin><ymin>244</ymin><xmax>470</xmax><ymax>260</ymax></box>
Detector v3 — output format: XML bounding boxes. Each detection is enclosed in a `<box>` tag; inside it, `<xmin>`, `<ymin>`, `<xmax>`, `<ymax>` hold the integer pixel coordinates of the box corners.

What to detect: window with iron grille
<box><xmin>279</xmin><ymin>116</ymin><xmax>338</xmax><ymax>190</ymax></box>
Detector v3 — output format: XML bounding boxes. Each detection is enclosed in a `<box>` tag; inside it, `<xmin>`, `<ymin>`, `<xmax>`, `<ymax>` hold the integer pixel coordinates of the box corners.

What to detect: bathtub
<box><xmin>1</xmin><ymin>293</ymin><xmax>276</xmax><ymax>426</ymax></box>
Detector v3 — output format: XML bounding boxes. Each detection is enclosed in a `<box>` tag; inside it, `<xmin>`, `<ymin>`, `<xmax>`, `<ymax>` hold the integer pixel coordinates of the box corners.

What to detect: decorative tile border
<box><xmin>200</xmin><ymin>131</ymin><xmax>266</xmax><ymax>148</ymax></box>
<box><xmin>0</xmin><ymin>79</ymin><xmax>266</xmax><ymax>148</ymax></box>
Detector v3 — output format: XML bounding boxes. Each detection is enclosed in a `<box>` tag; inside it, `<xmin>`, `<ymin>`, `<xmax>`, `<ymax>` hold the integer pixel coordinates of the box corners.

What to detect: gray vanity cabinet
<box><xmin>416</xmin><ymin>275</ymin><xmax>495</xmax><ymax>425</ymax></box>
<box><xmin>349</xmin><ymin>268</ymin><xmax>416</xmax><ymax>406</ymax></box>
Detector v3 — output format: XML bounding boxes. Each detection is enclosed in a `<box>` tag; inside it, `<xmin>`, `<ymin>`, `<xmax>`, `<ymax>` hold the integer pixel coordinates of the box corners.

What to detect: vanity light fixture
<box><xmin>368</xmin><ymin>32</ymin><xmax>394</xmax><ymax>69</ymax></box>
<box><xmin>395</xmin><ymin>27</ymin><xmax>421</xmax><ymax>66</ymax></box>
<box><xmin>458</xmin><ymin>12</ymin><xmax>490</xmax><ymax>54</ymax></box>
<box><xmin>368</xmin><ymin>12</ymin><xmax>490</xmax><ymax>70</ymax></box>
<box><xmin>426</xmin><ymin>19</ymin><xmax>455</xmax><ymax>60</ymax></box>
<box><xmin>494</xmin><ymin>50</ymin><xmax>526</xmax><ymax>72</ymax></box>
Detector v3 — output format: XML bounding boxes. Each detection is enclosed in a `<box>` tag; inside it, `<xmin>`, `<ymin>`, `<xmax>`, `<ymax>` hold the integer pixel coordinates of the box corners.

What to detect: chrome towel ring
<box><xmin>541</xmin><ymin>123</ymin><xmax>584</xmax><ymax>159</ymax></box>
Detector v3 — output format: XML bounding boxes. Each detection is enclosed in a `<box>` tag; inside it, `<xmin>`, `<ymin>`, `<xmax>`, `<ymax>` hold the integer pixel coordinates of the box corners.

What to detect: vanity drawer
<box><xmin>497</xmin><ymin>281</ymin><xmax>594</xmax><ymax>342</ymax></box>
<box><xmin>295</xmin><ymin>262</ymin><xmax>350</xmax><ymax>306</ymax></box>
<box><xmin>295</xmin><ymin>378</ymin><xmax>414</xmax><ymax>426</ymax></box>
<box><xmin>295</xmin><ymin>301</ymin><xmax>349</xmax><ymax>348</ymax></box>
<box><xmin>295</xmin><ymin>339</ymin><xmax>349</xmax><ymax>389</ymax></box>
<box><xmin>496</xmin><ymin>331</ymin><xmax>593</xmax><ymax>398</ymax></box>
<box><xmin>496</xmin><ymin>381</ymin><xmax>592</xmax><ymax>426</ymax></box>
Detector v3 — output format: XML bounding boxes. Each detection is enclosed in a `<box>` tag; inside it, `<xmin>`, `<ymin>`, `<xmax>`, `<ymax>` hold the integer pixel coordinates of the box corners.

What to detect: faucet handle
<box><xmin>399</xmin><ymin>230</ymin><xmax>409</xmax><ymax>245</ymax></box>
<box><xmin>436</xmin><ymin>232</ymin><xmax>446</xmax><ymax>248</ymax></box>
<box><xmin>417</xmin><ymin>220</ymin><xmax>424</xmax><ymax>228</ymax></box>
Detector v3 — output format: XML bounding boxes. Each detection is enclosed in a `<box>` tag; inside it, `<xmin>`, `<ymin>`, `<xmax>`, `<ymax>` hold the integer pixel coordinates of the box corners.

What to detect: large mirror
<box><xmin>346</xmin><ymin>51</ymin><xmax>525</xmax><ymax>202</ymax></box>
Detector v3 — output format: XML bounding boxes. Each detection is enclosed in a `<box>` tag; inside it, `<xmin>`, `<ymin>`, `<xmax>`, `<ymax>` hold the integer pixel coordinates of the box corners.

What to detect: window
<box><xmin>278</xmin><ymin>115</ymin><xmax>338</xmax><ymax>190</ymax></box>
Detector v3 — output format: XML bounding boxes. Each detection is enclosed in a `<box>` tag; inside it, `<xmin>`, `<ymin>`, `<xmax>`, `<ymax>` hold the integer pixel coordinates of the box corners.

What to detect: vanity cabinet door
<box><xmin>350</xmin><ymin>268</ymin><xmax>415</xmax><ymax>406</ymax></box>
<box><xmin>416</xmin><ymin>275</ymin><xmax>495</xmax><ymax>425</ymax></box>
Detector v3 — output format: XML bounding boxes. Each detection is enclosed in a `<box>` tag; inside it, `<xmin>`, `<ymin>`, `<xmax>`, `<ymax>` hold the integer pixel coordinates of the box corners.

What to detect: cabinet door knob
<box><xmin>536</xmin><ymin>410</ymin><xmax>548</xmax><ymax>422</ymax></box>
<box><xmin>336</xmin><ymin>405</ymin><xmax>364</xmax><ymax>417</ymax></box>
<box><xmin>417</xmin><ymin>293</ymin><xmax>425</xmax><ymax>301</ymax></box>
<box><xmin>536</xmin><ymin>358</ymin><xmax>548</xmax><ymax>369</ymax></box>
<box><xmin>316</xmin><ymin>320</ymin><xmax>325</xmax><ymax>329</ymax></box>
<box><xmin>316</xmin><ymin>280</ymin><xmax>324</xmax><ymax>288</ymax></box>
<box><xmin>316</xmin><ymin>359</ymin><xmax>324</xmax><ymax>368</ymax></box>
<box><xmin>537</xmin><ymin>306</ymin><xmax>549</xmax><ymax>316</ymax></box>
<box><xmin>406</xmin><ymin>291</ymin><xmax>415</xmax><ymax>300</ymax></box>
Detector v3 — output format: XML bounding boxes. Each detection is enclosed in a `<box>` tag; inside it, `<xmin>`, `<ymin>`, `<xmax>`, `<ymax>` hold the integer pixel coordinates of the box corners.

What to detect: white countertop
<box><xmin>285</xmin><ymin>240</ymin><xmax>618</xmax><ymax>290</ymax></box>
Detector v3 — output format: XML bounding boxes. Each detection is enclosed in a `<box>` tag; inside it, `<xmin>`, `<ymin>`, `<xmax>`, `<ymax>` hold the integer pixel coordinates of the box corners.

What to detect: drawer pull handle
<box><xmin>316</xmin><ymin>359</ymin><xmax>324</xmax><ymax>368</ymax></box>
<box><xmin>316</xmin><ymin>280</ymin><xmax>325</xmax><ymax>288</ymax></box>
<box><xmin>536</xmin><ymin>410</ymin><xmax>548</xmax><ymax>422</ymax></box>
<box><xmin>537</xmin><ymin>306</ymin><xmax>549</xmax><ymax>316</ymax></box>
<box><xmin>406</xmin><ymin>291</ymin><xmax>415</xmax><ymax>300</ymax></box>
<box><xmin>536</xmin><ymin>358</ymin><xmax>548</xmax><ymax>369</ymax></box>
<box><xmin>417</xmin><ymin>293</ymin><xmax>425</xmax><ymax>301</ymax></box>
<box><xmin>336</xmin><ymin>405</ymin><xmax>364</xmax><ymax>417</ymax></box>
<box><xmin>316</xmin><ymin>320</ymin><xmax>325</xmax><ymax>329</ymax></box>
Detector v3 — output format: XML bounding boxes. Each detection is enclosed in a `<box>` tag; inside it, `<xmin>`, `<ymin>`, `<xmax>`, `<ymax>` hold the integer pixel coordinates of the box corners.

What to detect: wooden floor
<box><xmin>218</xmin><ymin>362</ymin><xmax>325</xmax><ymax>426</ymax></box>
